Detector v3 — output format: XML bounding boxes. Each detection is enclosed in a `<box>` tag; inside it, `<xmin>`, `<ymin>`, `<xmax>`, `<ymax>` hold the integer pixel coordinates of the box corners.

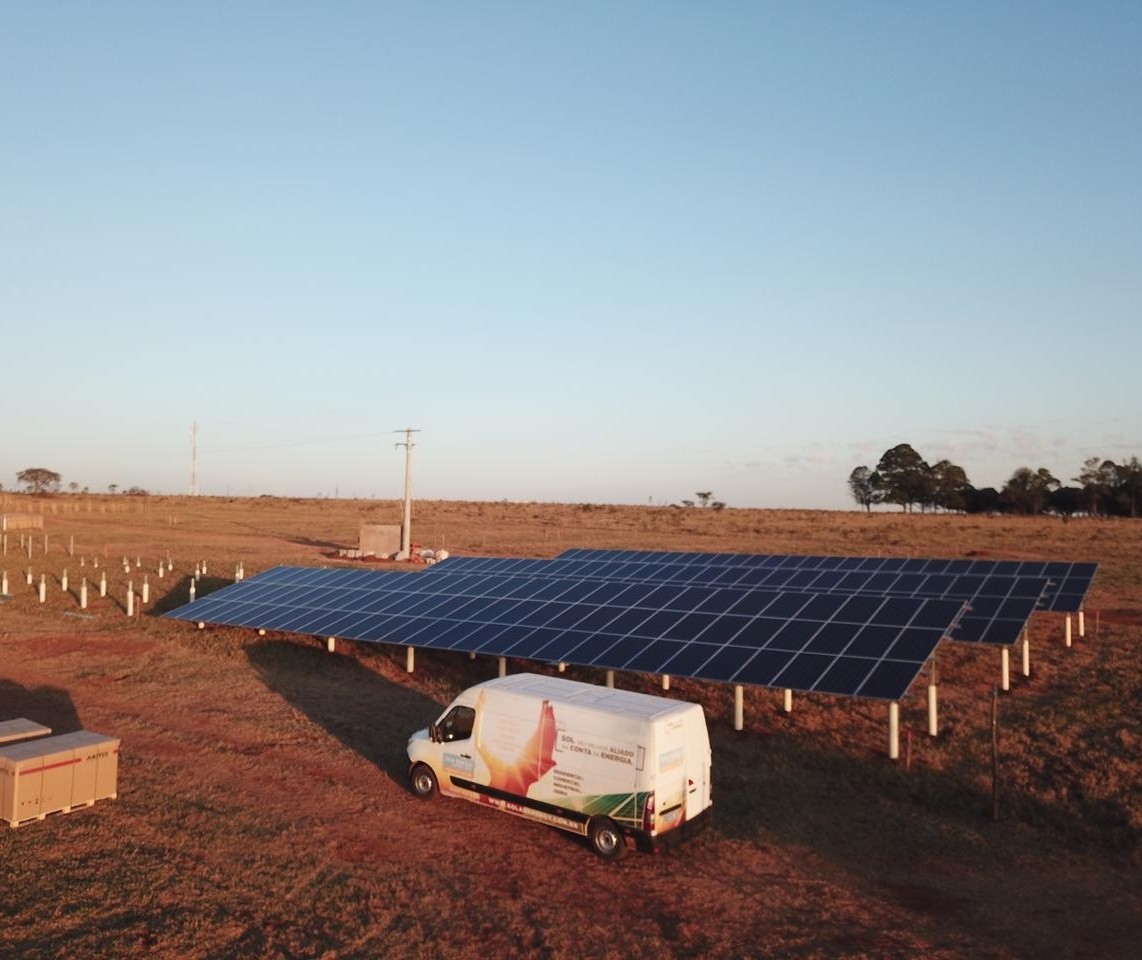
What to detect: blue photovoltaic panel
<box><xmin>429</xmin><ymin>555</ymin><xmax>1045</xmax><ymax>646</ymax></box>
<box><xmin>165</xmin><ymin>565</ymin><xmax>965</xmax><ymax>701</ymax></box>
<box><xmin>555</xmin><ymin>548</ymin><xmax>1097</xmax><ymax>614</ymax></box>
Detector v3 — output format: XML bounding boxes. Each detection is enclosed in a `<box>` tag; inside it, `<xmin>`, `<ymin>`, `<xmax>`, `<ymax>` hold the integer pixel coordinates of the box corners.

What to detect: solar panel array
<box><xmin>165</xmin><ymin>565</ymin><xmax>966</xmax><ymax>701</ymax></box>
<box><xmin>556</xmin><ymin>548</ymin><xmax>1097</xmax><ymax>613</ymax></box>
<box><xmin>428</xmin><ymin>555</ymin><xmax>1046</xmax><ymax>646</ymax></box>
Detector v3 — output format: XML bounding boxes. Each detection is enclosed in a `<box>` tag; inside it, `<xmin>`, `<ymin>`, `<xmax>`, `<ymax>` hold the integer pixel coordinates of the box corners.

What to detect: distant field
<box><xmin>1</xmin><ymin>495</ymin><xmax>1139</xmax><ymax>959</ymax></box>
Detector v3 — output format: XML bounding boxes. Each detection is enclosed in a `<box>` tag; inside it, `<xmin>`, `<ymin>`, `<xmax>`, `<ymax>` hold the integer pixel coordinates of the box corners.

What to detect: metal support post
<box><xmin>889</xmin><ymin>701</ymin><xmax>900</xmax><ymax>760</ymax></box>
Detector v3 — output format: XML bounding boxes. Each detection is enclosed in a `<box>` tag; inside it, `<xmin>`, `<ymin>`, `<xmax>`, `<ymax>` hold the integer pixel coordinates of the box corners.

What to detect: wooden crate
<box><xmin>0</xmin><ymin>731</ymin><xmax>119</xmax><ymax>827</ymax></box>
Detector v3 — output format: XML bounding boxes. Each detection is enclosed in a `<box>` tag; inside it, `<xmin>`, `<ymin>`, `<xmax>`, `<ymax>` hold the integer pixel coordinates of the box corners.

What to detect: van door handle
<box><xmin>460</xmin><ymin>753</ymin><xmax>472</xmax><ymax>759</ymax></box>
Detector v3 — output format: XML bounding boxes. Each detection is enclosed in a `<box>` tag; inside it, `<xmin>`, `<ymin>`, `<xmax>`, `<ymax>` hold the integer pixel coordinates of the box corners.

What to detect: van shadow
<box><xmin>0</xmin><ymin>679</ymin><xmax>83</xmax><ymax>734</ymax></box>
<box><xmin>245</xmin><ymin>640</ymin><xmax>444</xmax><ymax>788</ymax></box>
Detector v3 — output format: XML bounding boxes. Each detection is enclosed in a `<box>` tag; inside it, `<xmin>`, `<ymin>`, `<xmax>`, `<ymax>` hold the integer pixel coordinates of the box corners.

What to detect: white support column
<box><xmin>61</xmin><ymin>569</ymin><xmax>68</xmax><ymax>592</ymax></box>
<box><xmin>126</xmin><ymin>583</ymin><xmax>134</xmax><ymax>617</ymax></box>
<box><xmin>605</xmin><ymin>670</ymin><xmax>615</xmax><ymax>688</ymax></box>
<box><xmin>26</xmin><ymin>567</ymin><xmax>33</xmax><ymax>585</ymax></box>
<box><xmin>783</xmin><ymin>688</ymin><xmax>793</xmax><ymax>713</ymax></box>
<box><xmin>69</xmin><ymin>535</ymin><xmax>74</xmax><ymax>558</ymax></box>
<box><xmin>38</xmin><ymin>575</ymin><xmax>46</xmax><ymax>603</ymax></box>
<box><xmin>469</xmin><ymin>651</ymin><xmax>476</xmax><ymax>660</ymax></box>
<box><xmin>142</xmin><ymin>575</ymin><xmax>149</xmax><ymax>605</ymax></box>
<box><xmin>889</xmin><ymin>701</ymin><xmax>900</xmax><ymax>760</ymax></box>
<box><xmin>100</xmin><ymin>571</ymin><xmax>107</xmax><ymax>597</ymax></box>
<box><xmin>557</xmin><ymin>661</ymin><xmax>566</xmax><ymax>673</ymax></box>
<box><xmin>406</xmin><ymin>646</ymin><xmax>415</xmax><ymax>672</ymax></box>
<box><xmin>80</xmin><ymin>578</ymin><xmax>87</xmax><ymax>610</ymax></box>
<box><xmin>498</xmin><ymin>656</ymin><xmax>507</xmax><ymax>678</ymax></box>
<box><xmin>1001</xmin><ymin>647</ymin><xmax>1010</xmax><ymax>692</ymax></box>
<box><xmin>327</xmin><ymin>637</ymin><xmax>337</xmax><ymax>653</ymax></box>
<box><xmin>1</xmin><ymin>570</ymin><xmax>7</xmax><ymax>595</ymax></box>
<box><xmin>1078</xmin><ymin>609</ymin><xmax>1085</xmax><ymax>638</ymax></box>
<box><xmin>189</xmin><ymin>579</ymin><xmax>196</xmax><ymax>602</ymax></box>
<box><xmin>1065</xmin><ymin>615</ymin><xmax>1072</xmax><ymax>648</ymax></box>
<box><xmin>1021</xmin><ymin>628</ymin><xmax>1031</xmax><ymax>678</ymax></box>
<box><xmin>734</xmin><ymin>685</ymin><xmax>744</xmax><ymax>732</ymax></box>
<box><xmin>927</xmin><ymin>681</ymin><xmax>938</xmax><ymax>737</ymax></box>
<box><xmin>661</xmin><ymin>674</ymin><xmax>670</xmax><ymax>691</ymax></box>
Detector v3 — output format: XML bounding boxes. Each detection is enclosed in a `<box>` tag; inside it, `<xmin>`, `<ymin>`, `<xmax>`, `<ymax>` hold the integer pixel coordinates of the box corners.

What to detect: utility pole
<box><xmin>190</xmin><ymin>421</ymin><xmax>199</xmax><ymax>496</ymax></box>
<box><xmin>395</xmin><ymin>428</ymin><xmax>420</xmax><ymax>559</ymax></box>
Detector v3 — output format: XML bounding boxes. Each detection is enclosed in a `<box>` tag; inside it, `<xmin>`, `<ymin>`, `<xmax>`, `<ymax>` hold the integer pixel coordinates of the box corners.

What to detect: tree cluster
<box><xmin>16</xmin><ymin>467</ymin><xmax>61</xmax><ymax>495</ymax></box>
<box><xmin>14</xmin><ymin>468</ymin><xmax>147</xmax><ymax>497</ymax></box>
<box><xmin>679</xmin><ymin>491</ymin><xmax>726</xmax><ymax>510</ymax></box>
<box><xmin>848</xmin><ymin>445</ymin><xmax>1142</xmax><ymax>517</ymax></box>
<box><xmin>1073</xmin><ymin>456</ymin><xmax>1142</xmax><ymax>518</ymax></box>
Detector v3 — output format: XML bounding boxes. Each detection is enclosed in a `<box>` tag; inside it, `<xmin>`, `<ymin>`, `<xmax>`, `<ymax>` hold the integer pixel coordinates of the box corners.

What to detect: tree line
<box><xmin>849</xmin><ymin>444</ymin><xmax>1142</xmax><ymax>517</ymax></box>
<box><xmin>9</xmin><ymin>467</ymin><xmax>149</xmax><ymax>497</ymax></box>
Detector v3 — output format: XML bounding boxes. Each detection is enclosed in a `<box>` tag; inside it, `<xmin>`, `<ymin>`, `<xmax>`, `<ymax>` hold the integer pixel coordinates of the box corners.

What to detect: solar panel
<box><xmin>165</xmin><ymin>565</ymin><xmax>965</xmax><ymax>701</ymax></box>
<box><xmin>429</xmin><ymin>555</ymin><xmax>1045</xmax><ymax>646</ymax></box>
<box><xmin>555</xmin><ymin>549</ymin><xmax>1097</xmax><ymax>613</ymax></box>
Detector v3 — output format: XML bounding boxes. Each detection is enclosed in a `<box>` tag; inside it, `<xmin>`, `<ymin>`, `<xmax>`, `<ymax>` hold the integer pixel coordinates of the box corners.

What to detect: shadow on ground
<box><xmin>150</xmin><ymin>576</ymin><xmax>234</xmax><ymax>616</ymax></box>
<box><xmin>245</xmin><ymin>640</ymin><xmax>443</xmax><ymax>787</ymax></box>
<box><xmin>0</xmin><ymin>679</ymin><xmax>83</xmax><ymax>733</ymax></box>
<box><xmin>285</xmin><ymin>537</ymin><xmax>347</xmax><ymax>550</ymax></box>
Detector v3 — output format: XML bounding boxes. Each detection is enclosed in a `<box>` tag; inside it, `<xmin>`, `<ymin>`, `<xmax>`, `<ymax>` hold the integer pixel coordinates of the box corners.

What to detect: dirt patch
<box><xmin>1096</xmin><ymin>608</ymin><xmax>1142</xmax><ymax>626</ymax></box>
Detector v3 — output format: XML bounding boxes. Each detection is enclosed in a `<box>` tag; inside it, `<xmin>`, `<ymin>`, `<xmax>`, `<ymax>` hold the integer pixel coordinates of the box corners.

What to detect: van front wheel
<box><xmin>588</xmin><ymin>817</ymin><xmax>625</xmax><ymax>860</ymax></box>
<box><xmin>409</xmin><ymin>763</ymin><xmax>438</xmax><ymax>799</ymax></box>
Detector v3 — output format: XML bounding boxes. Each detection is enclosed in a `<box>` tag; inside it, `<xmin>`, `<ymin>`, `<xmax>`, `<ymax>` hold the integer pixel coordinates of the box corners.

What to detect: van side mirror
<box><xmin>429</xmin><ymin>722</ymin><xmax>440</xmax><ymax>743</ymax></box>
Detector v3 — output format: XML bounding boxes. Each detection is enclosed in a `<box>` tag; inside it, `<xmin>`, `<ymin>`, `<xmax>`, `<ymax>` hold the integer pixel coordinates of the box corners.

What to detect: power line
<box><xmin>206</xmin><ymin>432</ymin><xmax>390</xmax><ymax>454</ymax></box>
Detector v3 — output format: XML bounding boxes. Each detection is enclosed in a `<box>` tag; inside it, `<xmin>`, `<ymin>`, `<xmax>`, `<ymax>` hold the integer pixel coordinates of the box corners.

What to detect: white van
<box><xmin>406</xmin><ymin>673</ymin><xmax>712</xmax><ymax>858</ymax></box>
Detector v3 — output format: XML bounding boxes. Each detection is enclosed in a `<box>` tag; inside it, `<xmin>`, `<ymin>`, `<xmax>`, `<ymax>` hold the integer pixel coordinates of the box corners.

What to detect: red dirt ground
<box><xmin>0</xmin><ymin>497</ymin><xmax>1139</xmax><ymax>958</ymax></box>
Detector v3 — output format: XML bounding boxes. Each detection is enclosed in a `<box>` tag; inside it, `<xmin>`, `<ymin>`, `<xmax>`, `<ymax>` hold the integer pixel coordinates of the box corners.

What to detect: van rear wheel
<box><xmin>588</xmin><ymin>817</ymin><xmax>625</xmax><ymax>860</ymax></box>
<box><xmin>409</xmin><ymin>763</ymin><xmax>438</xmax><ymax>799</ymax></box>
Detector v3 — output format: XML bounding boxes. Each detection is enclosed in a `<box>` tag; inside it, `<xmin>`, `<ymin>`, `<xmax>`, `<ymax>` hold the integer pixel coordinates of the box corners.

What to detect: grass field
<box><xmin>1</xmin><ymin>495</ymin><xmax>1139</xmax><ymax>958</ymax></box>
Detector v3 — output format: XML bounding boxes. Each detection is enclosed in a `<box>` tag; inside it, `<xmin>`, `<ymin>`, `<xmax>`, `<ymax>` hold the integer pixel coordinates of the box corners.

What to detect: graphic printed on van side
<box><xmin>407</xmin><ymin>674</ymin><xmax>712</xmax><ymax>859</ymax></box>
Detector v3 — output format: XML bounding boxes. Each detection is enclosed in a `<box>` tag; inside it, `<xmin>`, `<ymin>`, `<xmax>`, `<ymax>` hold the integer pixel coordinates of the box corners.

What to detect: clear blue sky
<box><xmin>3</xmin><ymin>3</ymin><xmax>1139</xmax><ymax>508</ymax></box>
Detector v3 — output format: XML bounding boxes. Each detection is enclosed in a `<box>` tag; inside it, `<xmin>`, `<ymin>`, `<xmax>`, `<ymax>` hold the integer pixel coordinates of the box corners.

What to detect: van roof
<box><xmin>468</xmin><ymin>673</ymin><xmax>701</xmax><ymax>721</ymax></box>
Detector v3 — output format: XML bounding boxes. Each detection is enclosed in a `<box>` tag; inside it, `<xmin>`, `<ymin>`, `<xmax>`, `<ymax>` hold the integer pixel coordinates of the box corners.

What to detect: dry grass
<box><xmin>0</xmin><ymin>495</ymin><xmax>1139</xmax><ymax>959</ymax></box>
